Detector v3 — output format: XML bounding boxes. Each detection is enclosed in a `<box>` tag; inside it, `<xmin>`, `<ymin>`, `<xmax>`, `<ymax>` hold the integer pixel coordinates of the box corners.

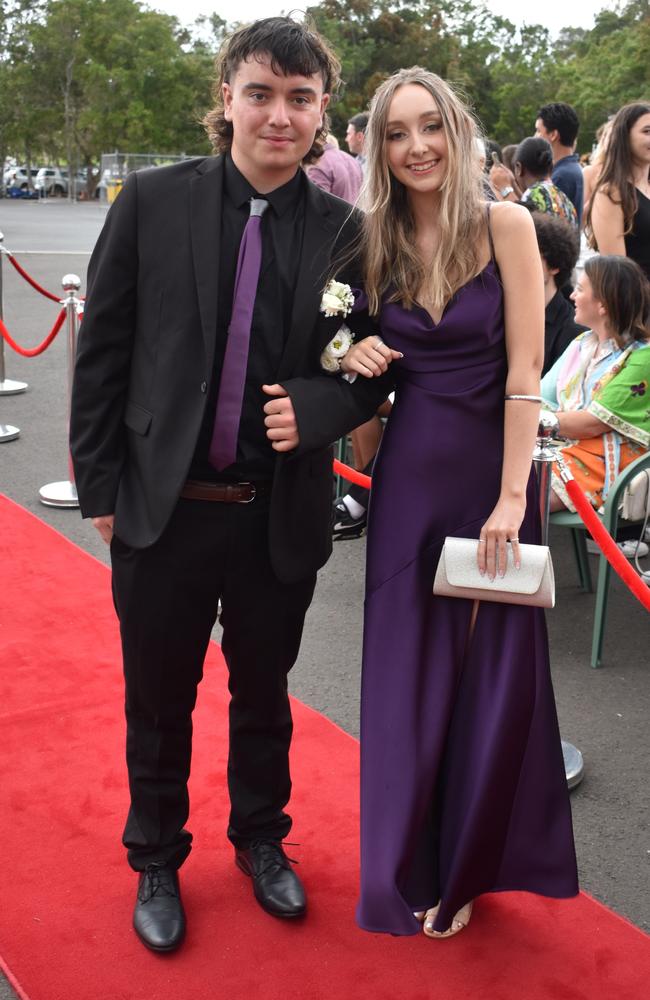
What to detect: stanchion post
<box><xmin>0</xmin><ymin>230</ymin><xmax>29</xmax><ymax>398</ymax></box>
<box><xmin>533</xmin><ymin>413</ymin><xmax>585</xmax><ymax>790</ymax></box>
<box><xmin>38</xmin><ymin>274</ymin><xmax>81</xmax><ymax>508</ymax></box>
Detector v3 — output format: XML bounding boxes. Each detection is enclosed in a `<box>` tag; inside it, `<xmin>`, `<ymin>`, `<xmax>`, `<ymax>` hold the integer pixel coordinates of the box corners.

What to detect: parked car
<box><xmin>4</xmin><ymin>166</ymin><xmax>40</xmax><ymax>194</ymax></box>
<box><xmin>35</xmin><ymin>167</ymin><xmax>69</xmax><ymax>196</ymax></box>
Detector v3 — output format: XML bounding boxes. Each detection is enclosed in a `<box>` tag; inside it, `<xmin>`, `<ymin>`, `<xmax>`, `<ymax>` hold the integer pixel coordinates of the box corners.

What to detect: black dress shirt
<box><xmin>543</xmin><ymin>289</ymin><xmax>587</xmax><ymax>375</ymax></box>
<box><xmin>189</xmin><ymin>154</ymin><xmax>306</xmax><ymax>482</ymax></box>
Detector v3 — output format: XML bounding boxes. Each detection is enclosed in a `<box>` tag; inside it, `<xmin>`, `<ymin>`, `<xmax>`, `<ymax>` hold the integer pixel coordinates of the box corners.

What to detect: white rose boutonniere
<box><xmin>319</xmin><ymin>280</ymin><xmax>356</xmax><ymax>373</ymax></box>
<box><xmin>320</xmin><ymin>280</ymin><xmax>355</xmax><ymax>319</ymax></box>
<box><xmin>320</xmin><ymin>323</ymin><xmax>353</xmax><ymax>373</ymax></box>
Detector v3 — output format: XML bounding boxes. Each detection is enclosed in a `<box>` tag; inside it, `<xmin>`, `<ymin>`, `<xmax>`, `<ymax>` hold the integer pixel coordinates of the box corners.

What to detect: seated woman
<box><xmin>515</xmin><ymin>136</ymin><xmax>579</xmax><ymax>227</ymax></box>
<box><xmin>543</xmin><ymin>255</ymin><xmax>650</xmax><ymax>513</ymax></box>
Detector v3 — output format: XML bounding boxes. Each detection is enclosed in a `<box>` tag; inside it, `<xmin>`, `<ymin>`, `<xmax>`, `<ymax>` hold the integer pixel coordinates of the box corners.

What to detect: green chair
<box><xmin>549</xmin><ymin>450</ymin><xmax>650</xmax><ymax>669</ymax></box>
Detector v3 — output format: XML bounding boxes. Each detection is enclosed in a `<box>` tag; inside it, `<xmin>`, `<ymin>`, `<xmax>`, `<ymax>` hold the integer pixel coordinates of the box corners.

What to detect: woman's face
<box><xmin>629</xmin><ymin>112</ymin><xmax>650</xmax><ymax>168</ymax></box>
<box><xmin>384</xmin><ymin>83</ymin><xmax>449</xmax><ymax>195</ymax></box>
<box><xmin>571</xmin><ymin>274</ymin><xmax>605</xmax><ymax>329</ymax></box>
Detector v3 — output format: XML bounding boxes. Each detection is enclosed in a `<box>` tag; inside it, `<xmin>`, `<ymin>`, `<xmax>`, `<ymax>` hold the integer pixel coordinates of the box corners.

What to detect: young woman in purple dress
<box><xmin>339</xmin><ymin>68</ymin><xmax>579</xmax><ymax>938</ymax></box>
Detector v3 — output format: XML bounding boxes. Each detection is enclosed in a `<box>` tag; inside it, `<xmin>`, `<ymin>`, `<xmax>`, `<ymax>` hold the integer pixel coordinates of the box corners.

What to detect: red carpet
<box><xmin>0</xmin><ymin>493</ymin><xmax>648</xmax><ymax>1000</ymax></box>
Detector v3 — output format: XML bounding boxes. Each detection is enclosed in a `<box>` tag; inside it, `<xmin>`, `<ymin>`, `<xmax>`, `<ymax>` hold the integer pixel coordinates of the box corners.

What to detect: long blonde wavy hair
<box><xmin>360</xmin><ymin>68</ymin><xmax>486</xmax><ymax>316</ymax></box>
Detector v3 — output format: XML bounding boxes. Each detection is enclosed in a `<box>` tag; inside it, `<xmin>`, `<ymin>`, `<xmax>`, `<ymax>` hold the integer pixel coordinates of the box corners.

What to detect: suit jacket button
<box><xmin>200</xmin><ymin>381</ymin><xmax>207</xmax><ymax>393</ymax></box>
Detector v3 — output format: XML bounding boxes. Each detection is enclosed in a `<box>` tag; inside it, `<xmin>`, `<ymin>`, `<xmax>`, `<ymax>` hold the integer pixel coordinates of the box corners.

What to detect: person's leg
<box><xmin>218</xmin><ymin>500</ymin><xmax>316</xmax><ymax>847</ymax></box>
<box><xmin>350</xmin><ymin>414</ymin><xmax>384</xmax><ymax>471</ymax></box>
<box><xmin>111</xmin><ymin>501</ymin><xmax>225</xmax><ymax>872</ymax></box>
<box><xmin>218</xmin><ymin>499</ymin><xmax>316</xmax><ymax>918</ymax></box>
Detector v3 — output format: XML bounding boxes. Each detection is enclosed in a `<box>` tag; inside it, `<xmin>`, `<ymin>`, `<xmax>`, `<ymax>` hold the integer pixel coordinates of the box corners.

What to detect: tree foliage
<box><xmin>0</xmin><ymin>0</ymin><xmax>214</xmax><ymax>181</ymax></box>
<box><xmin>0</xmin><ymin>0</ymin><xmax>647</xmax><ymax>179</ymax></box>
<box><xmin>307</xmin><ymin>0</ymin><xmax>649</xmax><ymax>150</ymax></box>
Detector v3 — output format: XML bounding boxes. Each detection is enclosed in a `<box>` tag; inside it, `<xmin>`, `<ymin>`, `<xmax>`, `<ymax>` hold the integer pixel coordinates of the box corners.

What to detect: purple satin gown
<box><xmin>357</xmin><ymin>253</ymin><xmax>579</xmax><ymax>935</ymax></box>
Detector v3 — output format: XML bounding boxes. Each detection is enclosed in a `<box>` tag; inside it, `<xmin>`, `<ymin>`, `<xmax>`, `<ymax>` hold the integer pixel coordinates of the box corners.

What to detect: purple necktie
<box><xmin>209</xmin><ymin>197</ymin><xmax>269</xmax><ymax>471</ymax></box>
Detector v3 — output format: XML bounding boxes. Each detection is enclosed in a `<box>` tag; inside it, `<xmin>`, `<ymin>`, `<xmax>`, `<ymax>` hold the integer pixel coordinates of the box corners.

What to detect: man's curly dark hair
<box><xmin>532</xmin><ymin>213</ymin><xmax>580</xmax><ymax>289</ymax></box>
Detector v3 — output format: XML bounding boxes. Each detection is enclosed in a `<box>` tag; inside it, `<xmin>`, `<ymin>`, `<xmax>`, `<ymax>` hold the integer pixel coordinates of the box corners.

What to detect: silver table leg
<box><xmin>534</xmin><ymin>413</ymin><xmax>585</xmax><ymax>791</ymax></box>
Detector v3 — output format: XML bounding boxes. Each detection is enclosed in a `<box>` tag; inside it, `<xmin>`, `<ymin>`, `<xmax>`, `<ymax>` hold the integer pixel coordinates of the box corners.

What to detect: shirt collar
<box><xmin>554</xmin><ymin>154</ymin><xmax>579</xmax><ymax>167</ymax></box>
<box><xmin>224</xmin><ymin>152</ymin><xmax>304</xmax><ymax>216</ymax></box>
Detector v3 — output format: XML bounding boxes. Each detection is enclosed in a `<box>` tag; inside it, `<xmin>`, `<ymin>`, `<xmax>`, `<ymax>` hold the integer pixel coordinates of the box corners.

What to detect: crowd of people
<box><xmin>68</xmin><ymin>14</ymin><xmax>649</xmax><ymax>956</ymax></box>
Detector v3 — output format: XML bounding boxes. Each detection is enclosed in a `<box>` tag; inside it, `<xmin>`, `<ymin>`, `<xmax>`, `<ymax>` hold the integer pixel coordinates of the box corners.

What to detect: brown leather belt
<box><xmin>180</xmin><ymin>480</ymin><xmax>270</xmax><ymax>503</ymax></box>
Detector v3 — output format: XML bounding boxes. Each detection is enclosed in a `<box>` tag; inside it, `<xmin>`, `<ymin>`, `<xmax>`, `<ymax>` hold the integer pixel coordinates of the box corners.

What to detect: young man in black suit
<box><xmin>70</xmin><ymin>16</ymin><xmax>390</xmax><ymax>953</ymax></box>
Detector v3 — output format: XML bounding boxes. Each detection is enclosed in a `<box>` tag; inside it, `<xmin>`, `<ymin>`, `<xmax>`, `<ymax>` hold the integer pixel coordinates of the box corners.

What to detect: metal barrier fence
<box><xmin>0</xmin><ymin>234</ymin><xmax>83</xmax><ymax>506</ymax></box>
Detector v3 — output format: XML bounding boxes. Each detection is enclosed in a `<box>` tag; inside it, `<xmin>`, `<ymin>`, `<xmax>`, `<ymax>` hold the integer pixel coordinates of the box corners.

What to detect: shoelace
<box><xmin>247</xmin><ymin>840</ymin><xmax>299</xmax><ymax>878</ymax></box>
<box><xmin>138</xmin><ymin>862</ymin><xmax>178</xmax><ymax>903</ymax></box>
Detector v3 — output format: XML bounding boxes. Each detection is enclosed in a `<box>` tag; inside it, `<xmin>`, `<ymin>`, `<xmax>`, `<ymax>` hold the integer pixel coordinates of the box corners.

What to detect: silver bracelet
<box><xmin>504</xmin><ymin>394</ymin><xmax>543</xmax><ymax>403</ymax></box>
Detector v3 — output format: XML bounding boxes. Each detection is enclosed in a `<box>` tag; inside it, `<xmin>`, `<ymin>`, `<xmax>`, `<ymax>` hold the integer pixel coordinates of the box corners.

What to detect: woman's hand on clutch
<box><xmin>340</xmin><ymin>336</ymin><xmax>403</xmax><ymax>378</ymax></box>
<box><xmin>477</xmin><ymin>495</ymin><xmax>527</xmax><ymax>579</ymax></box>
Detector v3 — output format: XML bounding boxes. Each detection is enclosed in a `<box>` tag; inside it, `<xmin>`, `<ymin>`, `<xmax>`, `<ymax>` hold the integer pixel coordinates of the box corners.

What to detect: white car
<box><xmin>4</xmin><ymin>166</ymin><xmax>40</xmax><ymax>192</ymax></box>
<box><xmin>35</xmin><ymin>167</ymin><xmax>69</xmax><ymax>196</ymax></box>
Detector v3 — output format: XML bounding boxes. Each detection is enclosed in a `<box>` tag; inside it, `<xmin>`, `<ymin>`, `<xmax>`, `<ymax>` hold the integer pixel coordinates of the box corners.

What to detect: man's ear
<box><xmin>223</xmin><ymin>82</ymin><xmax>233</xmax><ymax>122</ymax></box>
<box><xmin>319</xmin><ymin>92</ymin><xmax>330</xmax><ymax>129</ymax></box>
<box><xmin>548</xmin><ymin>128</ymin><xmax>559</xmax><ymax>144</ymax></box>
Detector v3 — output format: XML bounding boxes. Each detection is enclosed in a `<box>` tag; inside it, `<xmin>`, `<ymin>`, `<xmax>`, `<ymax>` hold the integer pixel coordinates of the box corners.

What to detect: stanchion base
<box><xmin>562</xmin><ymin>740</ymin><xmax>585</xmax><ymax>790</ymax></box>
<box><xmin>0</xmin><ymin>423</ymin><xmax>20</xmax><ymax>442</ymax></box>
<box><xmin>0</xmin><ymin>378</ymin><xmax>28</xmax><ymax>395</ymax></box>
<box><xmin>39</xmin><ymin>480</ymin><xmax>79</xmax><ymax>508</ymax></box>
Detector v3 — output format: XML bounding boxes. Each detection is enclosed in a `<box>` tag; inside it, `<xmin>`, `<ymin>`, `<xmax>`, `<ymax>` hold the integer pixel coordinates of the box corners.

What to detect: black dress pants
<box><xmin>110</xmin><ymin>495</ymin><xmax>317</xmax><ymax>871</ymax></box>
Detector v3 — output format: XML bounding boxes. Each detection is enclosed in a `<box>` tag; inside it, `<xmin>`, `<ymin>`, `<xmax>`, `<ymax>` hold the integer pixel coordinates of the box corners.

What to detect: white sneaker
<box><xmin>617</xmin><ymin>539</ymin><xmax>649</xmax><ymax>558</ymax></box>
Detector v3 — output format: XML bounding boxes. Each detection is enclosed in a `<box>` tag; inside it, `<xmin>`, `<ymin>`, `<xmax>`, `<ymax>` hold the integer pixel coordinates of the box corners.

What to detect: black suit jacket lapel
<box><xmin>277</xmin><ymin>181</ymin><xmax>340</xmax><ymax>380</ymax></box>
<box><xmin>190</xmin><ymin>155</ymin><xmax>224</xmax><ymax>369</ymax></box>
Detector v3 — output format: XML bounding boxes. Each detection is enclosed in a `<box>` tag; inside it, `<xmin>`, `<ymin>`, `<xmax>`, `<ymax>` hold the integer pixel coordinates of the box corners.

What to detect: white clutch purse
<box><xmin>433</xmin><ymin>536</ymin><xmax>555</xmax><ymax>608</ymax></box>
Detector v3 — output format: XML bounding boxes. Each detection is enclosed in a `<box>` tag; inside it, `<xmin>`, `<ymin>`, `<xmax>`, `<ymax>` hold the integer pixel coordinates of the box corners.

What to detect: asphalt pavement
<box><xmin>0</xmin><ymin>199</ymin><xmax>648</xmax><ymax>997</ymax></box>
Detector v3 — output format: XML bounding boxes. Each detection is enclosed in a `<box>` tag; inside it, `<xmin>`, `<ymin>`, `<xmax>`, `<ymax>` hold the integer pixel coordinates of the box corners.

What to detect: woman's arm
<box><xmin>479</xmin><ymin>202</ymin><xmax>545</xmax><ymax>578</ymax></box>
<box><xmin>582</xmin><ymin>163</ymin><xmax>595</xmax><ymax>217</ymax></box>
<box><xmin>591</xmin><ymin>187</ymin><xmax>626</xmax><ymax>255</ymax></box>
<box><xmin>557</xmin><ymin>410</ymin><xmax>609</xmax><ymax>438</ymax></box>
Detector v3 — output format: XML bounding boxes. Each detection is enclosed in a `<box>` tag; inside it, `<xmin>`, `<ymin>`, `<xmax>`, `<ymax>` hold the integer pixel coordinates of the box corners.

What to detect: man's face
<box><xmin>534</xmin><ymin>117</ymin><xmax>556</xmax><ymax>145</ymax></box>
<box><xmin>223</xmin><ymin>55</ymin><xmax>329</xmax><ymax>190</ymax></box>
<box><xmin>345</xmin><ymin>123</ymin><xmax>365</xmax><ymax>156</ymax></box>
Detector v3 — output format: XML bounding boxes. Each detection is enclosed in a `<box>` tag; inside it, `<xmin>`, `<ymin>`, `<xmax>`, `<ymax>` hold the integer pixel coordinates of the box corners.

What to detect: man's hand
<box><xmin>92</xmin><ymin>514</ymin><xmax>114</xmax><ymax>545</ymax></box>
<box><xmin>262</xmin><ymin>384</ymin><xmax>300</xmax><ymax>452</ymax></box>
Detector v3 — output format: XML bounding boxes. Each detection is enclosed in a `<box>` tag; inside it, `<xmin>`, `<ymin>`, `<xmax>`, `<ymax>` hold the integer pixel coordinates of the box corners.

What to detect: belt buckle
<box><xmin>236</xmin><ymin>482</ymin><xmax>256</xmax><ymax>503</ymax></box>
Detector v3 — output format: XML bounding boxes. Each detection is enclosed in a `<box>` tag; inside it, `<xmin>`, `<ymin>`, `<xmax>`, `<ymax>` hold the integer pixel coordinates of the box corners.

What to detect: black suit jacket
<box><xmin>70</xmin><ymin>155</ymin><xmax>391</xmax><ymax>582</ymax></box>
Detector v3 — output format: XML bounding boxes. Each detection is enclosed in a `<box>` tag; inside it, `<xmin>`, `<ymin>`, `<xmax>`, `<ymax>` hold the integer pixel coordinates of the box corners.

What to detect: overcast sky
<box><xmin>145</xmin><ymin>1</ymin><xmax>615</xmax><ymax>38</ymax></box>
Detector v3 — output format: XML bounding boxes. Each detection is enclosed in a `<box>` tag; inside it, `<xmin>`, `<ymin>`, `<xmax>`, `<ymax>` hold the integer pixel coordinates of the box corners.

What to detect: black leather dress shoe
<box><xmin>235</xmin><ymin>840</ymin><xmax>306</xmax><ymax>918</ymax></box>
<box><xmin>133</xmin><ymin>862</ymin><xmax>186</xmax><ymax>952</ymax></box>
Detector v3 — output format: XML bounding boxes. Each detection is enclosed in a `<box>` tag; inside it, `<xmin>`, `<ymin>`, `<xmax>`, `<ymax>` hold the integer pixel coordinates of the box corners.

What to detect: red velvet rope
<box><xmin>565</xmin><ymin>479</ymin><xmax>650</xmax><ymax>611</ymax></box>
<box><xmin>6</xmin><ymin>253</ymin><xmax>62</xmax><ymax>303</ymax></box>
<box><xmin>333</xmin><ymin>457</ymin><xmax>650</xmax><ymax>611</ymax></box>
<box><xmin>333</xmin><ymin>458</ymin><xmax>372</xmax><ymax>490</ymax></box>
<box><xmin>0</xmin><ymin>309</ymin><xmax>66</xmax><ymax>357</ymax></box>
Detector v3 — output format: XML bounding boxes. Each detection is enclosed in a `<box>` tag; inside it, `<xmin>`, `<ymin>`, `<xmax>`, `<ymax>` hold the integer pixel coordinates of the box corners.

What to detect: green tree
<box><xmin>8</xmin><ymin>0</ymin><xmax>214</xmax><ymax>186</ymax></box>
<box><xmin>0</xmin><ymin>1</ymin><xmax>47</xmax><ymax>178</ymax></box>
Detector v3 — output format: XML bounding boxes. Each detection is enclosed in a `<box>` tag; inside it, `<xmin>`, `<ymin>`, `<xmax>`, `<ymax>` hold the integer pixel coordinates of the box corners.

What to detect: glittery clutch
<box><xmin>433</xmin><ymin>536</ymin><xmax>555</xmax><ymax>608</ymax></box>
